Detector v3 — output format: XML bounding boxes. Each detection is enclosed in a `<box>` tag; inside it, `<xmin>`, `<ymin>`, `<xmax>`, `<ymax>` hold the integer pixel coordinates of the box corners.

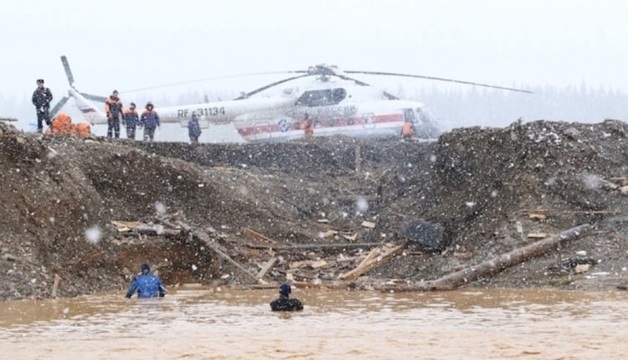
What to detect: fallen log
<box><xmin>118</xmin><ymin>228</ymin><xmax>181</xmax><ymax>238</ymax></box>
<box><xmin>194</xmin><ymin>231</ymin><xmax>265</xmax><ymax>285</ymax></box>
<box><xmin>244</xmin><ymin>228</ymin><xmax>277</xmax><ymax>244</ymax></box>
<box><xmin>376</xmin><ymin>224</ymin><xmax>592</xmax><ymax>292</ymax></box>
<box><xmin>245</xmin><ymin>242</ymin><xmax>383</xmax><ymax>251</ymax></box>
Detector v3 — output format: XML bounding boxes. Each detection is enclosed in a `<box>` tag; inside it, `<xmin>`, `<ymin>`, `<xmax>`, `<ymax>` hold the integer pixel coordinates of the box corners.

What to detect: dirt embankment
<box><xmin>0</xmin><ymin>119</ymin><xmax>627</xmax><ymax>301</ymax></box>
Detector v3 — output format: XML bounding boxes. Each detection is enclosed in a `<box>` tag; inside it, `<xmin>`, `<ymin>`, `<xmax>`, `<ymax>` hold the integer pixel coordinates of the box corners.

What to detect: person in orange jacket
<box><xmin>301</xmin><ymin>113</ymin><xmax>314</xmax><ymax>137</ymax></box>
<box><xmin>401</xmin><ymin>118</ymin><xmax>415</xmax><ymax>141</ymax></box>
<box><xmin>140</xmin><ymin>102</ymin><xmax>160</xmax><ymax>142</ymax></box>
<box><xmin>123</xmin><ymin>102</ymin><xmax>139</xmax><ymax>140</ymax></box>
<box><xmin>104</xmin><ymin>90</ymin><xmax>124</xmax><ymax>138</ymax></box>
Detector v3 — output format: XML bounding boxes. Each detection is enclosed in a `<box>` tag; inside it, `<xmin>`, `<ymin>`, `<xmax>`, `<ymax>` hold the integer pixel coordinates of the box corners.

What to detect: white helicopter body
<box><xmin>54</xmin><ymin>58</ymin><xmax>529</xmax><ymax>142</ymax></box>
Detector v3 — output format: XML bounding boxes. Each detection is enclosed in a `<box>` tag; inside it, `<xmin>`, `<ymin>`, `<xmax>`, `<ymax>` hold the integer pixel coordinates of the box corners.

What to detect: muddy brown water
<box><xmin>0</xmin><ymin>287</ymin><xmax>626</xmax><ymax>359</ymax></box>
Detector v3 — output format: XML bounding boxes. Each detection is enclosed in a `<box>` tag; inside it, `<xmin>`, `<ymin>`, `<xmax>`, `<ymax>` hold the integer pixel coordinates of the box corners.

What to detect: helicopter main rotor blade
<box><xmin>234</xmin><ymin>74</ymin><xmax>312</xmax><ymax>100</ymax></box>
<box><xmin>345</xmin><ymin>70</ymin><xmax>533</xmax><ymax>94</ymax></box>
<box><xmin>60</xmin><ymin>55</ymin><xmax>75</xmax><ymax>87</ymax></box>
<box><xmin>50</xmin><ymin>96</ymin><xmax>69</xmax><ymax>117</ymax></box>
<box><xmin>332</xmin><ymin>74</ymin><xmax>398</xmax><ymax>100</ymax></box>
<box><xmin>335</xmin><ymin>74</ymin><xmax>370</xmax><ymax>87</ymax></box>
<box><xmin>80</xmin><ymin>92</ymin><xmax>108</xmax><ymax>103</ymax></box>
<box><xmin>121</xmin><ymin>71</ymin><xmax>306</xmax><ymax>94</ymax></box>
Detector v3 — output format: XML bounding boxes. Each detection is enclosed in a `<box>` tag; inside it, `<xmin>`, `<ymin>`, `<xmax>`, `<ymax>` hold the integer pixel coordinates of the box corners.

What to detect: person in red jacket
<box><xmin>104</xmin><ymin>90</ymin><xmax>124</xmax><ymax>138</ymax></box>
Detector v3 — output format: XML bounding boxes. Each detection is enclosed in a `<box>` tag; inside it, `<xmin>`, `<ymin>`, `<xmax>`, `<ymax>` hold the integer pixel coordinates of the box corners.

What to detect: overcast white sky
<box><xmin>2</xmin><ymin>0</ymin><xmax>627</xmax><ymax>121</ymax></box>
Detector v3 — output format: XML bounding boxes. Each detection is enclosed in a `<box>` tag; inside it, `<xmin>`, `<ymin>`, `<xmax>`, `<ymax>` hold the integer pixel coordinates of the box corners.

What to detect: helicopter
<box><xmin>50</xmin><ymin>56</ymin><xmax>532</xmax><ymax>142</ymax></box>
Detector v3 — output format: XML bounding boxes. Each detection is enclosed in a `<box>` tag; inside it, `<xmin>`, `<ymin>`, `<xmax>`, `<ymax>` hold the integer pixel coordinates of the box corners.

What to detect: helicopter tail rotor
<box><xmin>50</xmin><ymin>95</ymin><xmax>70</xmax><ymax>118</ymax></box>
<box><xmin>61</xmin><ymin>55</ymin><xmax>75</xmax><ymax>88</ymax></box>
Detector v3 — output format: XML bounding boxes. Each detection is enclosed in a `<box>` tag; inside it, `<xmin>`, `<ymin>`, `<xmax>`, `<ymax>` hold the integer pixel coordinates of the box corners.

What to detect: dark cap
<box><xmin>140</xmin><ymin>263</ymin><xmax>150</xmax><ymax>274</ymax></box>
<box><xmin>279</xmin><ymin>283</ymin><xmax>291</xmax><ymax>296</ymax></box>
<box><xmin>36</xmin><ymin>79</ymin><xmax>44</xmax><ymax>84</ymax></box>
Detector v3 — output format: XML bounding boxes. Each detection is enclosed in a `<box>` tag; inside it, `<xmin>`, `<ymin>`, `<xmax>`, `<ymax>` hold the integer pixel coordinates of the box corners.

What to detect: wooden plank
<box><xmin>310</xmin><ymin>259</ymin><xmax>328</xmax><ymax>269</ymax></box>
<box><xmin>320</xmin><ymin>230</ymin><xmax>338</xmax><ymax>238</ymax></box>
<box><xmin>256</xmin><ymin>257</ymin><xmax>277</xmax><ymax>279</ymax></box>
<box><xmin>529</xmin><ymin>212</ymin><xmax>547</xmax><ymax>220</ymax></box>
<box><xmin>527</xmin><ymin>232</ymin><xmax>547</xmax><ymax>239</ymax></box>
<box><xmin>338</xmin><ymin>243</ymin><xmax>407</xmax><ymax>280</ymax></box>
<box><xmin>357</xmin><ymin>248</ymin><xmax>379</xmax><ymax>268</ymax></box>
<box><xmin>244</xmin><ymin>228</ymin><xmax>277</xmax><ymax>244</ymax></box>
<box><xmin>342</xmin><ymin>233</ymin><xmax>358</xmax><ymax>241</ymax></box>
<box><xmin>361</xmin><ymin>221</ymin><xmax>376</xmax><ymax>228</ymax></box>
<box><xmin>111</xmin><ymin>220</ymin><xmax>147</xmax><ymax>232</ymax></box>
<box><xmin>244</xmin><ymin>242</ymin><xmax>383</xmax><ymax>251</ymax></box>
<box><xmin>51</xmin><ymin>274</ymin><xmax>61</xmax><ymax>298</ymax></box>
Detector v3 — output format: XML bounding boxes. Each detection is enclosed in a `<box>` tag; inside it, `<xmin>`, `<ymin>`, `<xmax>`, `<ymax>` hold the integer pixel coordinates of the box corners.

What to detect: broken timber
<box><xmin>111</xmin><ymin>220</ymin><xmax>181</xmax><ymax>238</ymax></box>
<box><xmin>245</xmin><ymin>242</ymin><xmax>384</xmax><ymax>251</ymax></box>
<box><xmin>256</xmin><ymin>257</ymin><xmax>277</xmax><ymax>280</ymax></box>
<box><xmin>194</xmin><ymin>231</ymin><xmax>265</xmax><ymax>285</ymax></box>
<box><xmin>244</xmin><ymin>228</ymin><xmax>277</xmax><ymax>244</ymax></box>
<box><xmin>376</xmin><ymin>224</ymin><xmax>592</xmax><ymax>292</ymax></box>
<box><xmin>338</xmin><ymin>243</ymin><xmax>407</xmax><ymax>281</ymax></box>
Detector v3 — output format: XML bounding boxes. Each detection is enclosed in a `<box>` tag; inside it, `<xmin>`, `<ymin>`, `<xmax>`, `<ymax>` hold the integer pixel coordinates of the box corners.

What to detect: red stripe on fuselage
<box><xmin>236</xmin><ymin>113</ymin><xmax>403</xmax><ymax>138</ymax></box>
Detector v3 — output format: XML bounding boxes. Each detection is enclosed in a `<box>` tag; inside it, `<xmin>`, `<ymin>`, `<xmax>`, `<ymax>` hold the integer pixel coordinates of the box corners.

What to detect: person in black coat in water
<box><xmin>270</xmin><ymin>283</ymin><xmax>303</xmax><ymax>311</ymax></box>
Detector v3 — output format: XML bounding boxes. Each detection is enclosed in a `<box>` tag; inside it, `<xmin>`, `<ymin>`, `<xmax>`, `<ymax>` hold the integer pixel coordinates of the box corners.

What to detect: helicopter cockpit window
<box><xmin>403</xmin><ymin>109</ymin><xmax>417</xmax><ymax>122</ymax></box>
<box><xmin>332</xmin><ymin>88</ymin><xmax>346</xmax><ymax>103</ymax></box>
<box><xmin>296</xmin><ymin>89</ymin><xmax>345</xmax><ymax>107</ymax></box>
<box><xmin>416</xmin><ymin>108</ymin><xmax>433</xmax><ymax>124</ymax></box>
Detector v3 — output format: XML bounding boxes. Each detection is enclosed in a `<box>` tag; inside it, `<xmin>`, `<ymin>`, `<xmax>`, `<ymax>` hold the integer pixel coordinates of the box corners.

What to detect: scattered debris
<box><xmin>361</xmin><ymin>221</ymin><xmax>376</xmax><ymax>229</ymax></box>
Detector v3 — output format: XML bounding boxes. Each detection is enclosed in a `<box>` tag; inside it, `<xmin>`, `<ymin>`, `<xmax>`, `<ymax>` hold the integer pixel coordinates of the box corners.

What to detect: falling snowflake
<box><xmin>85</xmin><ymin>226</ymin><xmax>102</xmax><ymax>244</ymax></box>
<box><xmin>356</xmin><ymin>196</ymin><xmax>369</xmax><ymax>213</ymax></box>
<box><xmin>155</xmin><ymin>202</ymin><xmax>167</xmax><ymax>215</ymax></box>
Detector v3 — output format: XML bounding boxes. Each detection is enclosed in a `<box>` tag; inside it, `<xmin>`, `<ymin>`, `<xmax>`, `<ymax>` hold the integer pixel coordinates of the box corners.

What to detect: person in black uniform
<box><xmin>270</xmin><ymin>283</ymin><xmax>303</xmax><ymax>311</ymax></box>
<box><xmin>32</xmin><ymin>79</ymin><xmax>53</xmax><ymax>133</ymax></box>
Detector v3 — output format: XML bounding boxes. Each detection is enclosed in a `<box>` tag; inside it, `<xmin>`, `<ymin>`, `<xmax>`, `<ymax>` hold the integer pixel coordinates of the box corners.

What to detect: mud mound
<box><xmin>1</xmin><ymin>118</ymin><xmax>627</xmax><ymax>301</ymax></box>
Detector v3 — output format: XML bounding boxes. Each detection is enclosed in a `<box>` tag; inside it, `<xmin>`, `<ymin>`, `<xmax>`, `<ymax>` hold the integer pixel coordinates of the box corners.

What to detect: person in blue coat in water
<box><xmin>125</xmin><ymin>263</ymin><xmax>167</xmax><ymax>299</ymax></box>
<box><xmin>270</xmin><ymin>283</ymin><xmax>303</xmax><ymax>311</ymax></box>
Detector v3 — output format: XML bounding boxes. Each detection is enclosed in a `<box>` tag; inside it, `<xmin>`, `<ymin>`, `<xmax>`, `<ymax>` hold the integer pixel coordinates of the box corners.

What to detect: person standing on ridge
<box><xmin>140</xmin><ymin>101</ymin><xmax>160</xmax><ymax>142</ymax></box>
<box><xmin>105</xmin><ymin>90</ymin><xmax>124</xmax><ymax>138</ymax></box>
<box><xmin>32</xmin><ymin>79</ymin><xmax>53</xmax><ymax>133</ymax></box>
<box><xmin>187</xmin><ymin>111</ymin><xmax>202</xmax><ymax>144</ymax></box>
<box><xmin>123</xmin><ymin>102</ymin><xmax>139</xmax><ymax>140</ymax></box>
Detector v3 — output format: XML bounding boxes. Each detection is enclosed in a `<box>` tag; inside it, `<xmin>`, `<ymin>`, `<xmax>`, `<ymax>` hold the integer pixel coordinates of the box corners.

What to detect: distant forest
<box><xmin>3</xmin><ymin>84</ymin><xmax>627</xmax><ymax>132</ymax></box>
<box><xmin>412</xmin><ymin>84</ymin><xmax>628</xmax><ymax>130</ymax></box>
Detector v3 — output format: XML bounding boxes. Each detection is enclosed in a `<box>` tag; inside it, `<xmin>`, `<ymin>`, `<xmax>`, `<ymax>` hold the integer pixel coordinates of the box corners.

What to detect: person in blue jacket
<box><xmin>187</xmin><ymin>112</ymin><xmax>202</xmax><ymax>144</ymax></box>
<box><xmin>125</xmin><ymin>263</ymin><xmax>167</xmax><ymax>299</ymax></box>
